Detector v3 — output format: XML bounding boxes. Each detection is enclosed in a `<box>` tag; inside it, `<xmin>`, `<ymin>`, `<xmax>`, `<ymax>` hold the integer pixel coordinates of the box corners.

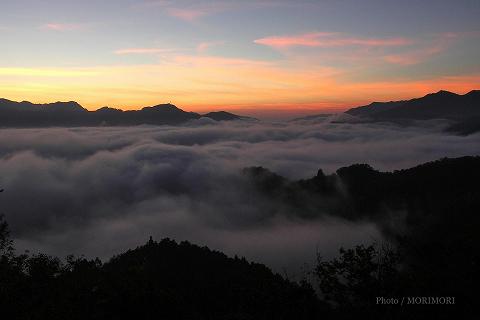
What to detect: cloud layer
<box><xmin>0</xmin><ymin>119</ymin><xmax>478</xmax><ymax>273</ymax></box>
<box><xmin>254</xmin><ymin>32</ymin><xmax>411</xmax><ymax>49</ymax></box>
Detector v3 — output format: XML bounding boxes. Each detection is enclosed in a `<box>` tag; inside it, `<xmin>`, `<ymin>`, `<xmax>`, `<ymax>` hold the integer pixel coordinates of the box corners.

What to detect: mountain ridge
<box><xmin>345</xmin><ymin>89</ymin><xmax>480</xmax><ymax>122</ymax></box>
<box><xmin>0</xmin><ymin>98</ymin><xmax>251</xmax><ymax>127</ymax></box>
<box><xmin>291</xmin><ymin>89</ymin><xmax>479</xmax><ymax>132</ymax></box>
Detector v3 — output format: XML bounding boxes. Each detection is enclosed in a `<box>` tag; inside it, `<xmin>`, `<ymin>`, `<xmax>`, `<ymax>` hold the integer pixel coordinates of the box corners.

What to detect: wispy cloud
<box><xmin>254</xmin><ymin>32</ymin><xmax>412</xmax><ymax>49</ymax></box>
<box><xmin>254</xmin><ymin>32</ymin><xmax>335</xmax><ymax>48</ymax></box>
<box><xmin>383</xmin><ymin>46</ymin><xmax>443</xmax><ymax>65</ymax></box>
<box><xmin>141</xmin><ymin>1</ymin><xmax>232</xmax><ymax>22</ymax></box>
<box><xmin>382</xmin><ymin>32</ymin><xmax>461</xmax><ymax>65</ymax></box>
<box><xmin>114</xmin><ymin>48</ymin><xmax>175</xmax><ymax>55</ymax></box>
<box><xmin>196</xmin><ymin>41</ymin><xmax>225</xmax><ymax>53</ymax></box>
<box><xmin>254</xmin><ymin>30</ymin><xmax>479</xmax><ymax>67</ymax></box>
<box><xmin>166</xmin><ymin>8</ymin><xmax>209</xmax><ymax>22</ymax></box>
<box><xmin>140</xmin><ymin>1</ymin><xmax>300</xmax><ymax>22</ymax></box>
<box><xmin>41</xmin><ymin>23</ymin><xmax>84</xmax><ymax>32</ymax></box>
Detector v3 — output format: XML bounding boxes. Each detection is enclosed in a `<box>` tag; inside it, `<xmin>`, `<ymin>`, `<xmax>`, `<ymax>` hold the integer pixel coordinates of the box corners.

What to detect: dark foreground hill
<box><xmin>0</xmin><ymin>236</ymin><xmax>322</xmax><ymax>320</ymax></box>
<box><xmin>344</xmin><ymin>90</ymin><xmax>480</xmax><ymax>134</ymax></box>
<box><xmin>1</xmin><ymin>156</ymin><xmax>479</xmax><ymax>319</ymax></box>
<box><xmin>244</xmin><ymin>156</ymin><xmax>479</xmax><ymax>316</ymax></box>
<box><xmin>0</xmin><ymin>99</ymin><xmax>251</xmax><ymax>127</ymax></box>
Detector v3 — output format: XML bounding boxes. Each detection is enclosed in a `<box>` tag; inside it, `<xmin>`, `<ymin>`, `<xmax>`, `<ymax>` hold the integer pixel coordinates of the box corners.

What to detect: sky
<box><xmin>1</xmin><ymin>0</ymin><xmax>480</xmax><ymax>117</ymax></box>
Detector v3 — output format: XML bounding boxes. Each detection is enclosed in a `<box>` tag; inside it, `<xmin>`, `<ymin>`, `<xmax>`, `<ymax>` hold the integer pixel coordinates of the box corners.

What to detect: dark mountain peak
<box><xmin>243</xmin><ymin>166</ymin><xmax>288</xmax><ymax>194</ymax></box>
<box><xmin>0</xmin><ymin>98</ymin><xmax>33</xmax><ymax>109</ymax></box>
<box><xmin>142</xmin><ymin>103</ymin><xmax>182</xmax><ymax>112</ymax></box>
<box><xmin>203</xmin><ymin>111</ymin><xmax>243</xmax><ymax>121</ymax></box>
<box><xmin>0</xmin><ymin>97</ymin><xmax>255</xmax><ymax>127</ymax></box>
<box><xmin>96</xmin><ymin>106</ymin><xmax>122</xmax><ymax>113</ymax></box>
<box><xmin>0</xmin><ymin>98</ymin><xmax>22</xmax><ymax>104</ymax></box>
<box><xmin>421</xmin><ymin>90</ymin><xmax>458</xmax><ymax>100</ymax></box>
<box><xmin>465</xmin><ymin>89</ymin><xmax>480</xmax><ymax>97</ymax></box>
<box><xmin>336</xmin><ymin>163</ymin><xmax>378</xmax><ymax>179</ymax></box>
<box><xmin>0</xmin><ymin>98</ymin><xmax>87</xmax><ymax>112</ymax></box>
<box><xmin>345</xmin><ymin>89</ymin><xmax>480</xmax><ymax>132</ymax></box>
<box><xmin>345</xmin><ymin>100</ymin><xmax>405</xmax><ymax>116</ymax></box>
<box><xmin>435</xmin><ymin>89</ymin><xmax>456</xmax><ymax>95</ymax></box>
<box><xmin>0</xmin><ymin>99</ymin><xmax>202</xmax><ymax>126</ymax></box>
<box><xmin>43</xmin><ymin>101</ymin><xmax>87</xmax><ymax>112</ymax></box>
<box><xmin>205</xmin><ymin>110</ymin><xmax>234</xmax><ymax>116</ymax></box>
<box><xmin>368</xmin><ymin>101</ymin><xmax>390</xmax><ymax>106</ymax></box>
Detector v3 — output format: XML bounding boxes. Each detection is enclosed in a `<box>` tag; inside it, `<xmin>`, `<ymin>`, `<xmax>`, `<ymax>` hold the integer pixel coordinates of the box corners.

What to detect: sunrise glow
<box><xmin>1</xmin><ymin>1</ymin><xmax>479</xmax><ymax>117</ymax></box>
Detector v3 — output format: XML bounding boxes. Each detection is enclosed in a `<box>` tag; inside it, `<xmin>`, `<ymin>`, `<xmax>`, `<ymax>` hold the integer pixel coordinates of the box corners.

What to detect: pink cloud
<box><xmin>254</xmin><ymin>32</ymin><xmax>335</xmax><ymax>48</ymax></box>
<box><xmin>114</xmin><ymin>48</ymin><xmax>174</xmax><ymax>55</ymax></box>
<box><xmin>254</xmin><ymin>32</ymin><xmax>412</xmax><ymax>49</ymax></box>
<box><xmin>164</xmin><ymin>2</ymin><xmax>236</xmax><ymax>22</ymax></box>
<box><xmin>142</xmin><ymin>1</ymin><xmax>279</xmax><ymax>22</ymax></box>
<box><xmin>339</xmin><ymin>38</ymin><xmax>411</xmax><ymax>46</ymax></box>
<box><xmin>42</xmin><ymin>23</ymin><xmax>83</xmax><ymax>32</ymax></box>
<box><xmin>167</xmin><ymin>8</ymin><xmax>208</xmax><ymax>22</ymax></box>
<box><xmin>383</xmin><ymin>47</ymin><xmax>441</xmax><ymax>66</ymax></box>
<box><xmin>382</xmin><ymin>32</ymin><xmax>464</xmax><ymax>65</ymax></box>
<box><xmin>196</xmin><ymin>41</ymin><xmax>224</xmax><ymax>53</ymax></box>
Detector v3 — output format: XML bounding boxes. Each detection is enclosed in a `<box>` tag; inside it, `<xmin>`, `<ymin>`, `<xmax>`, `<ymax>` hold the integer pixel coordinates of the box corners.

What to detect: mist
<box><xmin>0</xmin><ymin>117</ymin><xmax>478</xmax><ymax>273</ymax></box>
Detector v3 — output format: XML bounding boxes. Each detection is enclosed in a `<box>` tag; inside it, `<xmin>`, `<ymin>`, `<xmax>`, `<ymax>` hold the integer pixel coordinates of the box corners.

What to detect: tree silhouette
<box><xmin>314</xmin><ymin>243</ymin><xmax>401</xmax><ymax>309</ymax></box>
<box><xmin>0</xmin><ymin>217</ymin><xmax>325</xmax><ymax>320</ymax></box>
<box><xmin>1</xmin><ymin>156</ymin><xmax>478</xmax><ymax>319</ymax></box>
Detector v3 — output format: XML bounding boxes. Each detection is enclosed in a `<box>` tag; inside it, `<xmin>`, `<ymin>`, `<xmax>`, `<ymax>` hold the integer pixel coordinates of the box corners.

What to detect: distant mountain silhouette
<box><xmin>244</xmin><ymin>155</ymin><xmax>480</xmax><ymax>223</ymax></box>
<box><xmin>345</xmin><ymin>90</ymin><xmax>480</xmax><ymax>133</ymax></box>
<box><xmin>0</xmin><ymin>99</ymin><xmax>250</xmax><ymax>127</ymax></box>
<box><xmin>202</xmin><ymin>111</ymin><xmax>255</xmax><ymax>121</ymax></box>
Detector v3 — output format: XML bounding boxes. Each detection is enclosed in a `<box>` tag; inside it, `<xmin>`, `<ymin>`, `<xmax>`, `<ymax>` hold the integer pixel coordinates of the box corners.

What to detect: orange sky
<box><xmin>1</xmin><ymin>1</ymin><xmax>480</xmax><ymax>118</ymax></box>
<box><xmin>0</xmin><ymin>60</ymin><xmax>478</xmax><ymax>118</ymax></box>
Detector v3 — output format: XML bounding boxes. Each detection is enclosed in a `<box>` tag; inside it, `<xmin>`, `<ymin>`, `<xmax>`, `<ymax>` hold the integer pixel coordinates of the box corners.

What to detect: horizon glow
<box><xmin>1</xmin><ymin>0</ymin><xmax>480</xmax><ymax>118</ymax></box>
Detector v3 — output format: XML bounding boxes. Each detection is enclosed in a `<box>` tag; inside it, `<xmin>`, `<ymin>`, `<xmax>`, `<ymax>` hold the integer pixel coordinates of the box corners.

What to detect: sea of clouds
<box><xmin>0</xmin><ymin>116</ymin><xmax>478</xmax><ymax>274</ymax></box>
